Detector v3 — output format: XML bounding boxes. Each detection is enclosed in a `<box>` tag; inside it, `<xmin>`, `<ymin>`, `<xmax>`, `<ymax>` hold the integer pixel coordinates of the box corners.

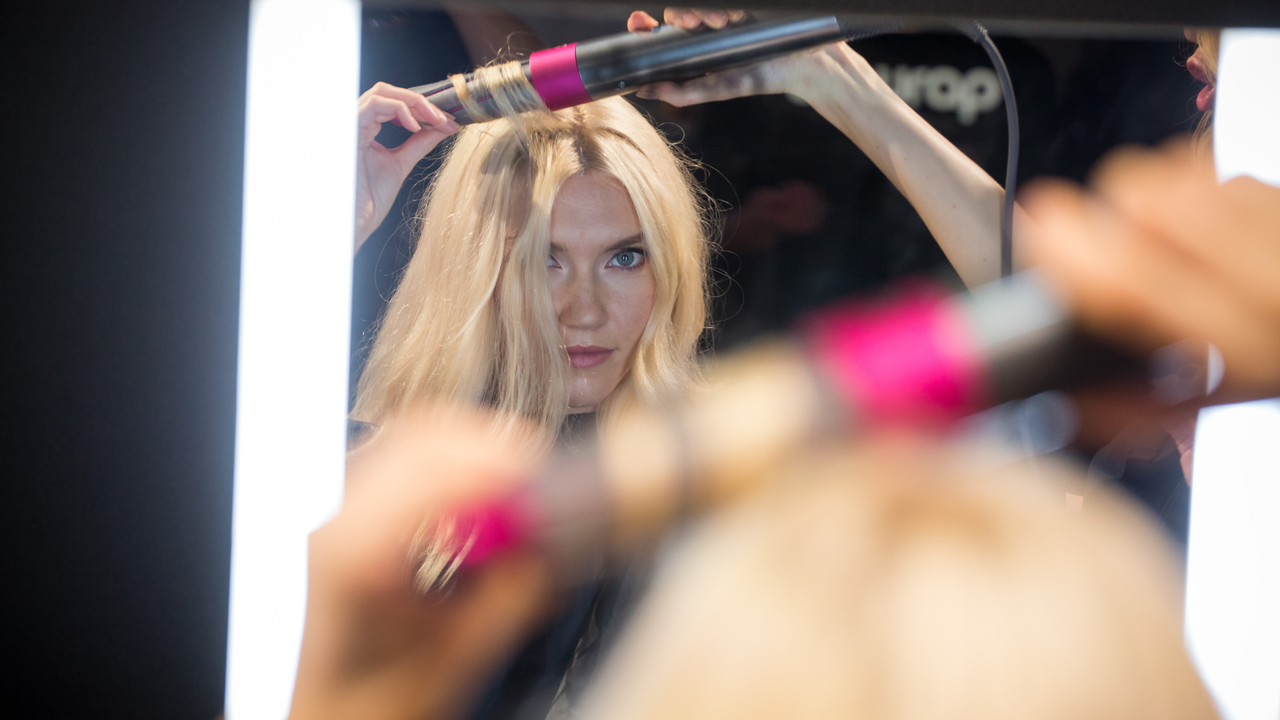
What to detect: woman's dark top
<box><xmin>1088</xmin><ymin>423</ymin><xmax>1191</xmax><ymax>549</ymax></box>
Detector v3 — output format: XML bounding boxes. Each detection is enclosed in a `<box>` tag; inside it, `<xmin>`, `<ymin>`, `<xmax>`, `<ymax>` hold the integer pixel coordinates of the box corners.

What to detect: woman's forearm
<box><xmin>794</xmin><ymin>44</ymin><xmax>1017</xmax><ymax>287</ymax></box>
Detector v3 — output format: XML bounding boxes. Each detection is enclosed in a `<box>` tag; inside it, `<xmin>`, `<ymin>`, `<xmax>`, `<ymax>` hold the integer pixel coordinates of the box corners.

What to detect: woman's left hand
<box><xmin>626</xmin><ymin>8</ymin><xmax>1013</xmax><ymax>289</ymax></box>
<box><xmin>625</xmin><ymin>9</ymin><xmax>839</xmax><ymax>106</ymax></box>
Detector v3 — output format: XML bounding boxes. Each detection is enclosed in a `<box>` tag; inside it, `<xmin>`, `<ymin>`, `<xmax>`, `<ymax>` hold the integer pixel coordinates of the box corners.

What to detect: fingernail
<box><xmin>444</xmin><ymin>119</ymin><xmax>460</xmax><ymax>132</ymax></box>
<box><xmin>706</xmin><ymin>12</ymin><xmax>726</xmax><ymax>28</ymax></box>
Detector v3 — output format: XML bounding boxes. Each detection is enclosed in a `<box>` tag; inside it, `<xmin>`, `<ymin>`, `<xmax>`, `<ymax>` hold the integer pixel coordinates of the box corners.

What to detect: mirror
<box><xmin>309</xmin><ymin>5</ymin><xmax>1275</xmax><ymax>720</ymax></box>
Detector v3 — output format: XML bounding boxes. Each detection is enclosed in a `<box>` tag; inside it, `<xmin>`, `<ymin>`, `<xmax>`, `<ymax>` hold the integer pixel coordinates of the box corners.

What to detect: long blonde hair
<box><xmin>583</xmin><ymin>442</ymin><xmax>1217</xmax><ymax>720</ymax></box>
<box><xmin>353</xmin><ymin>92</ymin><xmax>712</xmax><ymax>433</ymax></box>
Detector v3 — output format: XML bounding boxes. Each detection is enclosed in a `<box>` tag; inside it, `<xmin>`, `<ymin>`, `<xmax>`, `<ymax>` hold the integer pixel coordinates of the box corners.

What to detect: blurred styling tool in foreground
<box><xmin>411</xmin><ymin>269</ymin><xmax>1215</xmax><ymax>592</ymax></box>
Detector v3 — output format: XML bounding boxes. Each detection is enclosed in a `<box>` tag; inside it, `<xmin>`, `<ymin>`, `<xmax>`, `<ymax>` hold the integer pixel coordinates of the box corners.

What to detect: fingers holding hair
<box><xmin>357</xmin><ymin>82</ymin><xmax>460</xmax><ymax>148</ymax></box>
<box><xmin>627</xmin><ymin>10</ymin><xmax>660</xmax><ymax>32</ymax></box>
<box><xmin>629</xmin><ymin>8</ymin><xmax>748</xmax><ymax>33</ymax></box>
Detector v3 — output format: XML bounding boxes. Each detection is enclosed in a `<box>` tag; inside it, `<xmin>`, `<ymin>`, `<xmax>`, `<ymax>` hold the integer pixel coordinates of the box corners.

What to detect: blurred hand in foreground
<box><xmin>1022</xmin><ymin>141</ymin><xmax>1280</xmax><ymax>406</ymax></box>
<box><xmin>289</xmin><ymin>407</ymin><xmax>552</xmax><ymax>720</ymax></box>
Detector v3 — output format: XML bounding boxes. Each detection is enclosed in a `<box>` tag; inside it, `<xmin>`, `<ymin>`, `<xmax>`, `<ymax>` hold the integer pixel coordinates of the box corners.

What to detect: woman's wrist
<box><xmin>787</xmin><ymin>44</ymin><xmax>915</xmax><ymax>161</ymax></box>
<box><xmin>786</xmin><ymin>44</ymin><xmax>896</xmax><ymax>110</ymax></box>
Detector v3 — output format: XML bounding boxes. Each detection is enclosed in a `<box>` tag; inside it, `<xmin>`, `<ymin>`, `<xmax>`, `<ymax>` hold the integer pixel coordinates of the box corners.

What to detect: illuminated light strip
<box><xmin>224</xmin><ymin>1</ymin><xmax>361</xmax><ymax>719</ymax></box>
<box><xmin>1184</xmin><ymin>28</ymin><xmax>1280</xmax><ymax>720</ymax></box>
<box><xmin>1214</xmin><ymin>29</ymin><xmax>1280</xmax><ymax>186</ymax></box>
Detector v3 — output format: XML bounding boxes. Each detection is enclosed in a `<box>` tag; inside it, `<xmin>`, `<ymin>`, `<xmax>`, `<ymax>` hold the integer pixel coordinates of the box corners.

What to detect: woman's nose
<box><xmin>557</xmin><ymin>271</ymin><xmax>607</xmax><ymax>330</ymax></box>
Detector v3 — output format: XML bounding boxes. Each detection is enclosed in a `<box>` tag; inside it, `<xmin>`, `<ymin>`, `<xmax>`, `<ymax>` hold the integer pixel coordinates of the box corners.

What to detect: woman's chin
<box><xmin>568</xmin><ymin>367</ymin><xmax>623</xmax><ymax>411</ymax></box>
<box><xmin>568</xmin><ymin>383</ymin><xmax>612</xmax><ymax>412</ymax></box>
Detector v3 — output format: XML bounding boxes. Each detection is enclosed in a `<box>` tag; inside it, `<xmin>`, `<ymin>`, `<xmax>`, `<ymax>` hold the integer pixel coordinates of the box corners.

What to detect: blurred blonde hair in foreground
<box><xmin>582</xmin><ymin>441</ymin><xmax>1218</xmax><ymax>720</ymax></box>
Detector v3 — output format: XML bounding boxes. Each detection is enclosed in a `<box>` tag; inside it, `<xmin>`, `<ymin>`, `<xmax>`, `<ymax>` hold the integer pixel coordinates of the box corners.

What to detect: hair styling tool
<box><xmin>409</xmin><ymin>15</ymin><xmax>1020</xmax><ymax>282</ymax></box>
<box><xmin>409</xmin><ymin>16</ymin><xmax>901</xmax><ymax>124</ymax></box>
<box><xmin>416</xmin><ymin>271</ymin><xmax>1192</xmax><ymax>592</ymax></box>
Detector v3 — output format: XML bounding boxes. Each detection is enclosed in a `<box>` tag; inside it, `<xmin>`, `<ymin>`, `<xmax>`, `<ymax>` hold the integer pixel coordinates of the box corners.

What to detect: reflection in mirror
<box><xmin>351</xmin><ymin>7</ymin><xmax>1208</xmax><ymax>379</ymax></box>
<box><xmin>265</xmin><ymin>5</ymin><xmax>1280</xmax><ymax>720</ymax></box>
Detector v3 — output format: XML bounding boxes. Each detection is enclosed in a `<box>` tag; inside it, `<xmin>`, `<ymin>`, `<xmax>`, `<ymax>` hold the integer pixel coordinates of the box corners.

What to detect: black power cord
<box><xmin>950</xmin><ymin>21</ymin><xmax>1020</xmax><ymax>278</ymax></box>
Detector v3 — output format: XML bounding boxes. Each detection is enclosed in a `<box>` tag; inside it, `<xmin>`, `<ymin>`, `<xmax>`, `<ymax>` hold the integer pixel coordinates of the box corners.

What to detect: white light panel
<box><xmin>1214</xmin><ymin>29</ymin><xmax>1280</xmax><ymax>187</ymax></box>
<box><xmin>1185</xmin><ymin>27</ymin><xmax>1280</xmax><ymax>720</ymax></box>
<box><xmin>224</xmin><ymin>1</ymin><xmax>361</xmax><ymax>719</ymax></box>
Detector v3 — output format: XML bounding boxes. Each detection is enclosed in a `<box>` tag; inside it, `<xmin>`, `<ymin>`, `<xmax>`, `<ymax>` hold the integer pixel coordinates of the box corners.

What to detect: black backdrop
<box><xmin>1</xmin><ymin>2</ymin><xmax>248</xmax><ymax>718</ymax></box>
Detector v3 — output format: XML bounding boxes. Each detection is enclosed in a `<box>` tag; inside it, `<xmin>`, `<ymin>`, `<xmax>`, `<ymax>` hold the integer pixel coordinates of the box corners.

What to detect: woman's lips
<box><xmin>1187</xmin><ymin>51</ymin><xmax>1215</xmax><ymax>112</ymax></box>
<box><xmin>566</xmin><ymin>345</ymin><xmax>613</xmax><ymax>369</ymax></box>
<box><xmin>1196</xmin><ymin>84</ymin><xmax>1216</xmax><ymax>113</ymax></box>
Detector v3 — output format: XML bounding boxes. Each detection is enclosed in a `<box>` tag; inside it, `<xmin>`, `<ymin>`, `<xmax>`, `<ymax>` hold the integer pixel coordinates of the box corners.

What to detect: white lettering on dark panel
<box><xmin>875</xmin><ymin>64</ymin><xmax>1004</xmax><ymax>126</ymax></box>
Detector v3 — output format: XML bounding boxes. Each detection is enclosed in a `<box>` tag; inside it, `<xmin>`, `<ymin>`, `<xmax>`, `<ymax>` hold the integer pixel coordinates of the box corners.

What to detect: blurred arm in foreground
<box><xmin>1023</xmin><ymin>141</ymin><xmax>1280</xmax><ymax>410</ymax></box>
<box><xmin>1022</xmin><ymin>141</ymin><xmax>1280</xmax><ymax>497</ymax></box>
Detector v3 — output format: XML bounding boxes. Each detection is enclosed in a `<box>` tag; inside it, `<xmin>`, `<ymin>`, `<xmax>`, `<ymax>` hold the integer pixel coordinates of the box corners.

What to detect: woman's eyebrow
<box><xmin>549</xmin><ymin>233</ymin><xmax>644</xmax><ymax>254</ymax></box>
<box><xmin>604</xmin><ymin>233</ymin><xmax>645</xmax><ymax>251</ymax></box>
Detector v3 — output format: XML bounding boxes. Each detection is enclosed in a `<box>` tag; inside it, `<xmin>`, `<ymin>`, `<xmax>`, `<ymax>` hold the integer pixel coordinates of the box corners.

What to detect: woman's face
<box><xmin>548</xmin><ymin>172</ymin><xmax>656</xmax><ymax>412</ymax></box>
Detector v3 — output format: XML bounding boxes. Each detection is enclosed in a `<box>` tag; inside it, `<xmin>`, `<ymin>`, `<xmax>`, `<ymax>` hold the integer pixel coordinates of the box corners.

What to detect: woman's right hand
<box><xmin>355</xmin><ymin>83</ymin><xmax>460</xmax><ymax>253</ymax></box>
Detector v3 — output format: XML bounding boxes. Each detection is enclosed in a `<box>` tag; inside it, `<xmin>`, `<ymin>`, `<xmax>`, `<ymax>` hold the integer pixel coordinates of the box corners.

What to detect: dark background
<box><xmin>0</xmin><ymin>2</ymin><xmax>1270</xmax><ymax>719</ymax></box>
<box><xmin>2</xmin><ymin>2</ymin><xmax>248</xmax><ymax>718</ymax></box>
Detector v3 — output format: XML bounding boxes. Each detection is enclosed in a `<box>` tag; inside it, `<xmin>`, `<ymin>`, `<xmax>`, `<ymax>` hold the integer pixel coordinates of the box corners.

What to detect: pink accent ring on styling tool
<box><xmin>453</xmin><ymin>490</ymin><xmax>540</xmax><ymax>570</ymax></box>
<box><xmin>528</xmin><ymin>43</ymin><xmax>594</xmax><ymax>110</ymax></box>
<box><xmin>803</xmin><ymin>285</ymin><xmax>987</xmax><ymax>427</ymax></box>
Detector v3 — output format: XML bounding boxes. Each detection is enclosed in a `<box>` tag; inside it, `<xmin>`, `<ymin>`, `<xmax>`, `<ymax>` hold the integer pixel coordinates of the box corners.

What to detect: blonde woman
<box><xmin>352</xmin><ymin>92</ymin><xmax>708</xmax><ymax>435</ymax></box>
<box><xmin>349</xmin><ymin>8</ymin><xmax>1021</xmax><ymax>438</ymax></box>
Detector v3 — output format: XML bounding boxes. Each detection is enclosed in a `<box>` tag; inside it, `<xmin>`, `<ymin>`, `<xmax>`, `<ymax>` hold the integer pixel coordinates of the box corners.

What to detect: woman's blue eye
<box><xmin>610</xmin><ymin>248</ymin><xmax>645</xmax><ymax>268</ymax></box>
